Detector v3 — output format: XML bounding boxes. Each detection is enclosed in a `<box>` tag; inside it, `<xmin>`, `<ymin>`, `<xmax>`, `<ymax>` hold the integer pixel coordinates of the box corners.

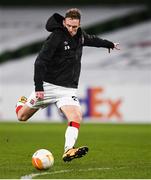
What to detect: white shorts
<box><xmin>26</xmin><ymin>82</ymin><xmax>80</xmax><ymax>109</ymax></box>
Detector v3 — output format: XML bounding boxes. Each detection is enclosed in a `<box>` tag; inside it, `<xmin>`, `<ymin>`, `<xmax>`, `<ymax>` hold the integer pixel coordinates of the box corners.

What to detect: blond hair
<box><xmin>65</xmin><ymin>8</ymin><xmax>81</xmax><ymax>20</ymax></box>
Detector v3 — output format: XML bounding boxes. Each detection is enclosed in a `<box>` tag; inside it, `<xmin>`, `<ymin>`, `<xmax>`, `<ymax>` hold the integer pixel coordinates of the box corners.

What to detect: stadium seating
<box><xmin>0</xmin><ymin>6</ymin><xmax>146</xmax><ymax>53</ymax></box>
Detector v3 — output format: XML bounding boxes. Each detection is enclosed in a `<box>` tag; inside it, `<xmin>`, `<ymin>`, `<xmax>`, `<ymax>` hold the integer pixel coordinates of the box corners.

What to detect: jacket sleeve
<box><xmin>82</xmin><ymin>31</ymin><xmax>114</xmax><ymax>49</ymax></box>
<box><xmin>34</xmin><ymin>32</ymin><xmax>61</xmax><ymax>91</ymax></box>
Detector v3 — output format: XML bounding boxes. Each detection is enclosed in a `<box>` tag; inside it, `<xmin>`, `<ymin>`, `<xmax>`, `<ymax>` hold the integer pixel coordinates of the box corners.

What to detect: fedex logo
<box><xmin>80</xmin><ymin>87</ymin><xmax>123</xmax><ymax>121</ymax></box>
<box><xmin>46</xmin><ymin>87</ymin><xmax>123</xmax><ymax>121</ymax></box>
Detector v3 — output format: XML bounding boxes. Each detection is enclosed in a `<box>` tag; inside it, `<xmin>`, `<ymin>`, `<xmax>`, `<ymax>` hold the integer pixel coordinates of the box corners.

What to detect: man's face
<box><xmin>63</xmin><ymin>18</ymin><xmax>80</xmax><ymax>36</ymax></box>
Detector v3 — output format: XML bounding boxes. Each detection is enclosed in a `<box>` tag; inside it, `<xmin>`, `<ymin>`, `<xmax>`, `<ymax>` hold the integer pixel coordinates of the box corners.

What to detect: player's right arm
<box><xmin>34</xmin><ymin>32</ymin><xmax>61</xmax><ymax>99</ymax></box>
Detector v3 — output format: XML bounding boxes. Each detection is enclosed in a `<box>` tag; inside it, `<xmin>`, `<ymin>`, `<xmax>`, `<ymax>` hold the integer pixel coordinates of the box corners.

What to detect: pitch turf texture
<box><xmin>0</xmin><ymin>122</ymin><xmax>151</xmax><ymax>179</ymax></box>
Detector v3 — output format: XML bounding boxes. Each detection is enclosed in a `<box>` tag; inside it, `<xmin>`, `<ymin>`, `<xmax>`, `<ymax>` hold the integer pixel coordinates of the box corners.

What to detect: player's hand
<box><xmin>35</xmin><ymin>91</ymin><xmax>44</xmax><ymax>100</ymax></box>
<box><xmin>114</xmin><ymin>43</ymin><xmax>120</xmax><ymax>50</ymax></box>
<box><xmin>108</xmin><ymin>43</ymin><xmax>120</xmax><ymax>53</ymax></box>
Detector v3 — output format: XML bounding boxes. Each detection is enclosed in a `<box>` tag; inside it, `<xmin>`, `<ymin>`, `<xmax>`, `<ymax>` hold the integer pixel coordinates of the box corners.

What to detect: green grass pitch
<box><xmin>0</xmin><ymin>122</ymin><xmax>151</xmax><ymax>179</ymax></box>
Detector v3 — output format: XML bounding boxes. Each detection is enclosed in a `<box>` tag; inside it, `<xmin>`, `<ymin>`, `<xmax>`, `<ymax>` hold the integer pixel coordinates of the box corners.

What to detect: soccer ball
<box><xmin>32</xmin><ymin>149</ymin><xmax>54</xmax><ymax>170</ymax></box>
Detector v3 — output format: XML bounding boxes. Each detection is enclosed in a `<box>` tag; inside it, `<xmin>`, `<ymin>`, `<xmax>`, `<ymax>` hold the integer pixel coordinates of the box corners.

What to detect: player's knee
<box><xmin>73</xmin><ymin>112</ymin><xmax>82</xmax><ymax>123</ymax></box>
<box><xmin>17</xmin><ymin>113</ymin><xmax>28</xmax><ymax>121</ymax></box>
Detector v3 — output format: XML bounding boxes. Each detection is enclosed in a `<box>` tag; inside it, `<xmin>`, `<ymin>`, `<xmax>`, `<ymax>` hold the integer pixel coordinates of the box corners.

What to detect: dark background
<box><xmin>0</xmin><ymin>0</ymin><xmax>150</xmax><ymax>6</ymax></box>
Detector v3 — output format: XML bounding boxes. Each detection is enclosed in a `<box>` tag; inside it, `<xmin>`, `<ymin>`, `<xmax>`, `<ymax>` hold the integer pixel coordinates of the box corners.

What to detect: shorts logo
<box><xmin>72</xmin><ymin>96</ymin><xmax>78</xmax><ymax>101</ymax></box>
<box><xmin>30</xmin><ymin>99</ymin><xmax>35</xmax><ymax>105</ymax></box>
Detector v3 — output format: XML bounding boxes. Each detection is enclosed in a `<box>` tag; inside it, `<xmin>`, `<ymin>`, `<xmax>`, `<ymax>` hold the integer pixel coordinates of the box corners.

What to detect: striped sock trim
<box><xmin>68</xmin><ymin>121</ymin><xmax>80</xmax><ymax>129</ymax></box>
<box><xmin>16</xmin><ymin>105</ymin><xmax>23</xmax><ymax>115</ymax></box>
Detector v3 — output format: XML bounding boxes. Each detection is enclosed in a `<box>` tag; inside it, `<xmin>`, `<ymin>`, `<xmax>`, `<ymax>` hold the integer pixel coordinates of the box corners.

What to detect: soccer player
<box><xmin>16</xmin><ymin>8</ymin><xmax>120</xmax><ymax>162</ymax></box>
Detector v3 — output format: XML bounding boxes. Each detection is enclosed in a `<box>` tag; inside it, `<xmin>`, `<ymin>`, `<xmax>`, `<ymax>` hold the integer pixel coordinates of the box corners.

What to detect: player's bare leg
<box><xmin>61</xmin><ymin>105</ymin><xmax>82</xmax><ymax>123</ymax></box>
<box><xmin>16</xmin><ymin>96</ymin><xmax>38</xmax><ymax>121</ymax></box>
<box><xmin>61</xmin><ymin>105</ymin><xmax>89</xmax><ymax>162</ymax></box>
<box><xmin>17</xmin><ymin>105</ymin><xmax>38</xmax><ymax>121</ymax></box>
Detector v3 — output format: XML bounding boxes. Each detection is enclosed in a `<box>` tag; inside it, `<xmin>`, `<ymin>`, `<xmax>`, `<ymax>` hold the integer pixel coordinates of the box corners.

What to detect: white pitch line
<box><xmin>21</xmin><ymin>167</ymin><xmax>123</xmax><ymax>179</ymax></box>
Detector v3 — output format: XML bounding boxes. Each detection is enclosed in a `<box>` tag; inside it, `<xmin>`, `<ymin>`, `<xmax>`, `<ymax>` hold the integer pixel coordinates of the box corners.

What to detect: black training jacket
<box><xmin>34</xmin><ymin>13</ymin><xmax>114</xmax><ymax>91</ymax></box>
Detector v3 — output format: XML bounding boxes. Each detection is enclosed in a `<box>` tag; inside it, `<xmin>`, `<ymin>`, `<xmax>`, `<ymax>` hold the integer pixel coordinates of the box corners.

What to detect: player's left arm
<box><xmin>82</xmin><ymin>31</ymin><xmax>120</xmax><ymax>52</ymax></box>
